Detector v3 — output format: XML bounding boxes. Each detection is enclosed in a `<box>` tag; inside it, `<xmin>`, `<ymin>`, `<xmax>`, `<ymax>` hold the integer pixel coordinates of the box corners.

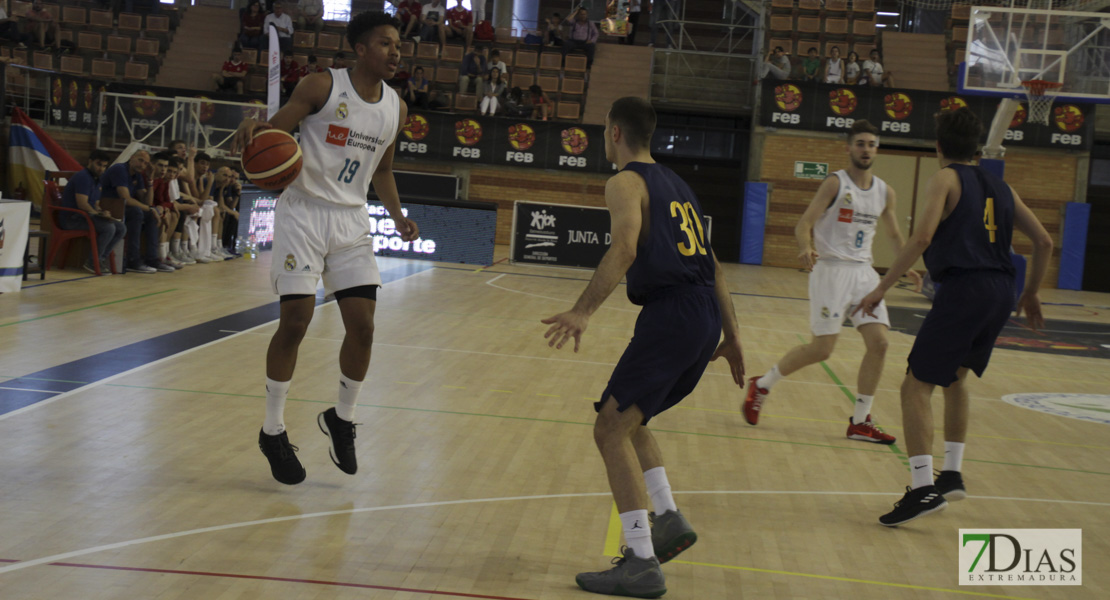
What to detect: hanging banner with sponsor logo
<box><xmin>396</xmin><ymin>112</ymin><xmax>615</xmax><ymax>173</ymax></box>
<box><xmin>761</xmin><ymin>82</ymin><xmax>1095</xmax><ymax>150</ymax></box>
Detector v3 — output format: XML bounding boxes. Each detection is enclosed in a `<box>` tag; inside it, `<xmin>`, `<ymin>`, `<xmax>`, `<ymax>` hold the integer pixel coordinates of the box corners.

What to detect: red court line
<box><xmin>0</xmin><ymin>559</ymin><xmax>536</xmax><ymax>600</ymax></box>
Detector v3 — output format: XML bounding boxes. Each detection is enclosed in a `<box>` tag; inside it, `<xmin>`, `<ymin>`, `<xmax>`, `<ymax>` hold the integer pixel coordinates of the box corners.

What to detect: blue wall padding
<box><xmin>740</xmin><ymin>182</ymin><xmax>768</xmax><ymax>264</ymax></box>
<box><xmin>1058</xmin><ymin>202</ymin><xmax>1091</xmax><ymax>290</ymax></box>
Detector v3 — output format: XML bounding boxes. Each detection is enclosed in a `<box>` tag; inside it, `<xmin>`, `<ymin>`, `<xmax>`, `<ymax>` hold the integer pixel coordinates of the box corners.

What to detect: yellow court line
<box><xmin>675</xmin><ymin>406</ymin><xmax>1110</xmax><ymax>451</ymax></box>
<box><xmin>441</xmin><ymin>385</ymin><xmax>467</xmax><ymax>390</ymax></box>
<box><xmin>395</xmin><ymin>381</ymin><xmax>418</xmax><ymax>385</ymax></box>
<box><xmin>536</xmin><ymin>393</ymin><xmax>561</xmax><ymax>398</ymax></box>
<box><xmin>603</xmin><ymin>501</ymin><xmax>623</xmax><ymax>557</ymax></box>
<box><xmin>490</xmin><ymin>389</ymin><xmax>514</xmax><ymax>394</ymax></box>
<box><xmin>669</xmin><ymin>559</ymin><xmax>1038</xmax><ymax>600</ymax></box>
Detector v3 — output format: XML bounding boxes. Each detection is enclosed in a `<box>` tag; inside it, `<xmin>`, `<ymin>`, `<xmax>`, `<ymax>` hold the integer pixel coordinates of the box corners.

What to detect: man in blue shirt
<box><xmin>59</xmin><ymin>149</ymin><xmax>126</xmax><ymax>275</ymax></box>
<box><xmin>101</xmin><ymin>150</ymin><xmax>168</xmax><ymax>273</ymax></box>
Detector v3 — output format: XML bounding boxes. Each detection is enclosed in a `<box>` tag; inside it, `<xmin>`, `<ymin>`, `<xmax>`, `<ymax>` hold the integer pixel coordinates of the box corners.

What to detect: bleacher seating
<box><xmin>762</xmin><ymin>0</ymin><xmax>888</xmax><ymax>72</ymax></box>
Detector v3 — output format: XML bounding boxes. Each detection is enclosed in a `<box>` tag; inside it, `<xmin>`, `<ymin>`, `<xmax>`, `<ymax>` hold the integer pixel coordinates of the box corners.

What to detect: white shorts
<box><xmin>808</xmin><ymin>261</ymin><xmax>889</xmax><ymax>336</ymax></box>
<box><xmin>270</xmin><ymin>189</ymin><xmax>380</xmax><ymax>296</ymax></box>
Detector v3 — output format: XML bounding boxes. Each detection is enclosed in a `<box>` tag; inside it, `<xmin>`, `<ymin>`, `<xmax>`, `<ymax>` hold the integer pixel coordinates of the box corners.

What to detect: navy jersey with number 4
<box><xmin>621</xmin><ymin>162</ymin><xmax>716</xmax><ymax>305</ymax></box>
<box><xmin>923</xmin><ymin>164</ymin><xmax>1016</xmax><ymax>282</ymax></box>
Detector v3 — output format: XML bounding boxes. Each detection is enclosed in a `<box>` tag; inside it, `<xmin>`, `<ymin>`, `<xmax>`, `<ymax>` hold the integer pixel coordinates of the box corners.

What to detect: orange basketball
<box><xmin>241</xmin><ymin>129</ymin><xmax>303</xmax><ymax>190</ymax></box>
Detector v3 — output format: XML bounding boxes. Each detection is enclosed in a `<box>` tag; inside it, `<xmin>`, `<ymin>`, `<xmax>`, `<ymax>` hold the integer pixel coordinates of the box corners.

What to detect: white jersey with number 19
<box><xmin>289</xmin><ymin>68</ymin><xmax>400</xmax><ymax>207</ymax></box>
<box><xmin>813</xmin><ymin>169</ymin><xmax>888</xmax><ymax>264</ymax></box>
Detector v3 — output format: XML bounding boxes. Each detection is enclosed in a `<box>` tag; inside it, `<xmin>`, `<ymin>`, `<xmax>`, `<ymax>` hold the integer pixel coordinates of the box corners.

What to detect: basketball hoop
<box><xmin>1021</xmin><ymin>80</ymin><xmax>1064</xmax><ymax>126</ymax></box>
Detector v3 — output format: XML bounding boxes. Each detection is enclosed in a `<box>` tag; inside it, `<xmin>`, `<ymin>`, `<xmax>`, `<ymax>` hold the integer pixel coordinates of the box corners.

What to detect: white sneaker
<box><xmin>194</xmin><ymin>254</ymin><xmax>212</xmax><ymax>264</ymax></box>
<box><xmin>174</xmin><ymin>251</ymin><xmax>196</xmax><ymax>265</ymax></box>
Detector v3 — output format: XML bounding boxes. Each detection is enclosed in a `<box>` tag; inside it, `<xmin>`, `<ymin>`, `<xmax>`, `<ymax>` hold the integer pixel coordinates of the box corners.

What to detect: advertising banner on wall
<box><xmin>760</xmin><ymin>81</ymin><xmax>1095</xmax><ymax>150</ymax></box>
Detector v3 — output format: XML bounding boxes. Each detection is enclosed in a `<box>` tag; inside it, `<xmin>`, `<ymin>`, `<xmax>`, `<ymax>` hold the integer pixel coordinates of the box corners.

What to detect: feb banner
<box><xmin>761</xmin><ymin>81</ymin><xmax>1096</xmax><ymax>150</ymax></box>
<box><xmin>0</xmin><ymin>200</ymin><xmax>32</xmax><ymax>293</ymax></box>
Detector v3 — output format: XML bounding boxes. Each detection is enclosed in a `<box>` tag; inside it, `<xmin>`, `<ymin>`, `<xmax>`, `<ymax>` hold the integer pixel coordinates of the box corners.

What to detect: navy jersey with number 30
<box><xmin>923</xmin><ymin>164</ymin><xmax>1016</xmax><ymax>282</ymax></box>
<box><xmin>621</xmin><ymin>162</ymin><xmax>716</xmax><ymax>305</ymax></box>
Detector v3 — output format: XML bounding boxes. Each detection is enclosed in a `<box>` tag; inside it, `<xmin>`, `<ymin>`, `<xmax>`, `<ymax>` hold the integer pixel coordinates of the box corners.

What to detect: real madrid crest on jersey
<box><xmin>336</xmin><ymin>102</ymin><xmax>348</xmax><ymax>120</ymax></box>
<box><xmin>821</xmin><ymin>306</ymin><xmax>830</xmax><ymax>318</ymax></box>
<box><xmin>843</xmin><ymin>192</ymin><xmax>853</xmax><ymax>205</ymax></box>
<box><xmin>284</xmin><ymin>254</ymin><xmax>297</xmax><ymax>271</ymax></box>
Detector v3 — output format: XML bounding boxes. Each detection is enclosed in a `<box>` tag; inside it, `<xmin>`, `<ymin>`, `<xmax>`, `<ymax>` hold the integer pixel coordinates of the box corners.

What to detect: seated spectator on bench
<box><xmin>296</xmin><ymin>0</ymin><xmax>325</xmax><ymax>34</ymax></box>
<box><xmin>0</xmin><ymin>4</ymin><xmax>31</xmax><ymax>47</ymax></box>
<box><xmin>446</xmin><ymin>0</ymin><xmax>473</xmax><ymax>49</ymax></box>
<box><xmin>281</xmin><ymin>52</ymin><xmax>300</xmax><ymax>97</ymax></box>
<box><xmin>480</xmin><ymin>67</ymin><xmax>506</xmax><ymax>116</ymax></box>
<box><xmin>802</xmin><ymin>47</ymin><xmax>821</xmax><ymax>82</ymax></box>
<box><xmin>59</xmin><ymin>150</ymin><xmax>126</xmax><ymax>275</ymax></box>
<box><xmin>458</xmin><ymin>45</ymin><xmax>487</xmax><ymax>95</ymax></box>
<box><xmin>758</xmin><ymin>46</ymin><xmax>791</xmax><ymax>81</ymax></box>
<box><xmin>487</xmin><ymin>49</ymin><xmax>508</xmax><ymax>78</ymax></box>
<box><xmin>503</xmin><ymin>86</ymin><xmax>531</xmax><ymax>117</ymax></box>
<box><xmin>214</xmin><ymin>167</ymin><xmax>243</xmax><ymax>255</ymax></box>
<box><xmin>824</xmin><ymin>46</ymin><xmax>844</xmax><ymax>84</ymax></box>
<box><xmin>419</xmin><ymin>0</ymin><xmax>447</xmax><ymax>46</ymax></box>
<box><xmin>845</xmin><ymin>51</ymin><xmax>861</xmax><ymax>85</ymax></box>
<box><xmin>301</xmin><ymin>54</ymin><xmax>325</xmax><ymax>77</ymax></box>
<box><xmin>213</xmin><ymin>49</ymin><xmax>249</xmax><ymax>94</ymax></box>
<box><xmin>195</xmin><ymin>152</ymin><xmax>232</xmax><ymax>260</ymax></box>
<box><xmin>405</xmin><ymin>65</ymin><xmax>432</xmax><ymax>109</ymax></box>
<box><xmin>240</xmin><ymin>0</ymin><xmax>267</xmax><ymax>49</ymax></box>
<box><xmin>102</xmin><ymin>150</ymin><xmax>167</xmax><ymax>273</ymax></box>
<box><xmin>562</xmin><ymin>8</ymin><xmax>598</xmax><ymax>69</ymax></box>
<box><xmin>861</xmin><ymin>49</ymin><xmax>893</xmax><ymax>87</ymax></box>
<box><xmin>148</xmin><ymin>153</ymin><xmax>184</xmax><ymax>270</ymax></box>
<box><xmin>264</xmin><ymin>2</ymin><xmax>295</xmax><ymax>54</ymax></box>
<box><xmin>543</xmin><ymin>13</ymin><xmax>563</xmax><ymax>47</ymax></box>
<box><xmin>22</xmin><ymin>0</ymin><xmax>60</xmax><ymax>50</ymax></box>
<box><xmin>394</xmin><ymin>0</ymin><xmax>423</xmax><ymax>40</ymax></box>
<box><xmin>529</xmin><ymin>84</ymin><xmax>551</xmax><ymax>121</ymax></box>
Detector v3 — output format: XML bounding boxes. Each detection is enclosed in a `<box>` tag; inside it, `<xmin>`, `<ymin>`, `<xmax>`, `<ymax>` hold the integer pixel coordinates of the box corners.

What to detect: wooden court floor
<box><xmin>1</xmin><ymin>249</ymin><xmax>1107</xmax><ymax>599</ymax></box>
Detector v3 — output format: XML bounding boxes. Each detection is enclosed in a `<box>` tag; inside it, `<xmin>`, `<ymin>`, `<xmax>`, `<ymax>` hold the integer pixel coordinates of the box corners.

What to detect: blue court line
<box><xmin>0</xmin><ymin>262</ymin><xmax>435</xmax><ymax>416</ymax></box>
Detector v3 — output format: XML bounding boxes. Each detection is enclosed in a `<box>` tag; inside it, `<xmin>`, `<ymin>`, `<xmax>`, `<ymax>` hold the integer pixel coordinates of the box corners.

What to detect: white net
<box><xmin>1022</xmin><ymin>80</ymin><xmax>1063</xmax><ymax>125</ymax></box>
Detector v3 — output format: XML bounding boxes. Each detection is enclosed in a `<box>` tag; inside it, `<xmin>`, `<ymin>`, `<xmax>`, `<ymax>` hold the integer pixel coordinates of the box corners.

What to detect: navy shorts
<box><xmin>907</xmin><ymin>269</ymin><xmax>1014</xmax><ymax>387</ymax></box>
<box><xmin>598</xmin><ymin>288</ymin><xmax>721</xmax><ymax>425</ymax></box>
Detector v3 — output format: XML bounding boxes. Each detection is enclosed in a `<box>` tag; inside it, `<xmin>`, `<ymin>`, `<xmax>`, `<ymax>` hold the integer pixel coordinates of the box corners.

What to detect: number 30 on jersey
<box><xmin>670</xmin><ymin>201</ymin><xmax>707</xmax><ymax>256</ymax></box>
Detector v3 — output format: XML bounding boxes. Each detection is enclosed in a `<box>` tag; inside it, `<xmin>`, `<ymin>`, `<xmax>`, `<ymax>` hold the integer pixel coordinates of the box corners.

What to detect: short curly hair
<box><xmin>346</xmin><ymin>11</ymin><xmax>400</xmax><ymax>52</ymax></box>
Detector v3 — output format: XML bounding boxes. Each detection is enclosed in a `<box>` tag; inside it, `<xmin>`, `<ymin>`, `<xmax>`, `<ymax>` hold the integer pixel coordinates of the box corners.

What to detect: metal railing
<box><xmin>97</xmin><ymin>91</ymin><xmax>266</xmax><ymax>156</ymax></box>
<box><xmin>3</xmin><ymin>64</ymin><xmax>53</xmax><ymax>124</ymax></box>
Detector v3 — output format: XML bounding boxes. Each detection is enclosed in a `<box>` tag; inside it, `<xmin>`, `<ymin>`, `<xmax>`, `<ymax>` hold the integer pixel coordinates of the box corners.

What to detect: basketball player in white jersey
<box><xmin>744</xmin><ymin>120</ymin><xmax>921</xmax><ymax>442</ymax></box>
<box><xmin>232</xmin><ymin>12</ymin><xmax>417</xmax><ymax>485</ymax></box>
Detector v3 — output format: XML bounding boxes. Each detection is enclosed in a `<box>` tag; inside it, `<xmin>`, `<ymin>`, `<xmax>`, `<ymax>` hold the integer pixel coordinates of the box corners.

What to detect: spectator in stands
<box><xmin>824</xmin><ymin>45</ymin><xmax>844</xmax><ymax>84</ymax></box>
<box><xmin>22</xmin><ymin>0</ymin><xmax>60</xmax><ymax>50</ymax></box>
<box><xmin>487</xmin><ymin>48</ymin><xmax>508</xmax><ymax>78</ymax></box>
<box><xmin>620</xmin><ymin>0</ymin><xmax>641</xmax><ymax>45</ymax></box>
<box><xmin>758</xmin><ymin>46</ymin><xmax>791</xmax><ymax>81</ymax></box>
<box><xmin>394</xmin><ymin>0</ymin><xmax>424</xmax><ymax>40</ymax></box>
<box><xmin>445</xmin><ymin>0</ymin><xmax>473</xmax><ymax>48</ymax></box>
<box><xmin>529</xmin><ymin>83</ymin><xmax>551</xmax><ymax>121</ymax></box>
<box><xmin>148</xmin><ymin>153</ymin><xmax>184</xmax><ymax>270</ymax></box>
<box><xmin>458</xmin><ymin>44</ymin><xmax>487</xmax><ymax>96</ymax></box>
<box><xmin>58</xmin><ymin>150</ymin><xmax>126</xmax><ymax>275</ymax></box>
<box><xmin>332</xmin><ymin>51</ymin><xmax>349</xmax><ymax>69</ymax></box>
<box><xmin>845</xmin><ymin>50</ymin><xmax>861</xmax><ymax>85</ymax></box>
<box><xmin>0</xmin><ymin>4</ymin><xmax>31</xmax><ymax>48</ymax></box>
<box><xmin>419</xmin><ymin>0</ymin><xmax>448</xmax><ymax>46</ymax></box>
<box><xmin>240</xmin><ymin>0</ymin><xmax>266</xmax><ymax>49</ymax></box>
<box><xmin>802</xmin><ymin>46</ymin><xmax>821</xmax><ymax>82</ymax></box>
<box><xmin>503</xmin><ymin>86</ymin><xmax>531</xmax><ymax>117</ymax></box>
<box><xmin>301</xmin><ymin>54</ymin><xmax>324</xmax><ymax>77</ymax></box>
<box><xmin>543</xmin><ymin>13</ymin><xmax>563</xmax><ymax>46</ymax></box>
<box><xmin>405</xmin><ymin>65</ymin><xmax>432</xmax><ymax>109</ymax></box>
<box><xmin>296</xmin><ymin>0</ymin><xmax>325</xmax><ymax>34</ymax></box>
<box><xmin>480</xmin><ymin>67</ymin><xmax>506</xmax><ymax>116</ymax></box>
<box><xmin>281</xmin><ymin>52</ymin><xmax>300</xmax><ymax>97</ymax></box>
<box><xmin>861</xmin><ymin>49</ymin><xmax>893</xmax><ymax>87</ymax></box>
<box><xmin>264</xmin><ymin>2</ymin><xmax>295</xmax><ymax>54</ymax></box>
<box><xmin>562</xmin><ymin>8</ymin><xmax>598</xmax><ymax>69</ymax></box>
<box><xmin>102</xmin><ymin>150</ymin><xmax>166</xmax><ymax>273</ymax></box>
<box><xmin>213</xmin><ymin>49</ymin><xmax>249</xmax><ymax>94</ymax></box>
<box><xmin>215</xmin><ymin>167</ymin><xmax>243</xmax><ymax>255</ymax></box>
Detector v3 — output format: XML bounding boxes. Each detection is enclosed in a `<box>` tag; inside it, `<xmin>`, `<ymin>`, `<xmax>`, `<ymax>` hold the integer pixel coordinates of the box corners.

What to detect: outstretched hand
<box><xmin>541</xmin><ymin>310</ymin><xmax>588</xmax><ymax>353</ymax></box>
<box><xmin>710</xmin><ymin>337</ymin><xmax>746</xmax><ymax>386</ymax></box>
<box><xmin>853</xmin><ymin>286</ymin><xmax>885</xmax><ymax>319</ymax></box>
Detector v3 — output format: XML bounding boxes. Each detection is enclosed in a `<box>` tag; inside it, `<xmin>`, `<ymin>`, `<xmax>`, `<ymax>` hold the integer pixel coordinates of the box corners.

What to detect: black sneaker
<box><xmin>879</xmin><ymin>485</ymin><xmax>947</xmax><ymax>527</ymax></box>
<box><xmin>318</xmin><ymin>408</ymin><xmax>357</xmax><ymax>474</ymax></box>
<box><xmin>258</xmin><ymin>429</ymin><xmax>306</xmax><ymax>485</ymax></box>
<box><xmin>934</xmin><ymin>470</ymin><xmax>966</xmax><ymax>501</ymax></box>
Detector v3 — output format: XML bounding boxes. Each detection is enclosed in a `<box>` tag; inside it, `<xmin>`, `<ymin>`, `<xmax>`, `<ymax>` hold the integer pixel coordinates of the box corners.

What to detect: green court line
<box><xmin>0</xmin><ymin>289</ymin><xmax>176</xmax><ymax>328</ymax></box>
<box><xmin>93</xmin><ymin>383</ymin><xmax>1110</xmax><ymax>476</ymax></box>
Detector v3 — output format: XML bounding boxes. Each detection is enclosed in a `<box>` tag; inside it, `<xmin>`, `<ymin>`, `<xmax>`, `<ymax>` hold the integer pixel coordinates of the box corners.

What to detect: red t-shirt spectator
<box><xmin>447</xmin><ymin>6</ymin><xmax>472</xmax><ymax>29</ymax></box>
<box><xmin>241</xmin><ymin>12</ymin><xmax>266</xmax><ymax>34</ymax></box>
<box><xmin>281</xmin><ymin>59</ymin><xmax>301</xmax><ymax>83</ymax></box>
<box><xmin>397</xmin><ymin>0</ymin><xmax>422</xmax><ymax>24</ymax></box>
<box><xmin>300</xmin><ymin>63</ymin><xmax>324</xmax><ymax>78</ymax></box>
<box><xmin>222</xmin><ymin>59</ymin><xmax>250</xmax><ymax>77</ymax></box>
<box><xmin>152</xmin><ymin>178</ymin><xmax>174</xmax><ymax>211</ymax></box>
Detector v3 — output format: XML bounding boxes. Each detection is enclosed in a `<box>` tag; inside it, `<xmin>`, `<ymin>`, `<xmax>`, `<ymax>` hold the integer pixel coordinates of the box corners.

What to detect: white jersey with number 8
<box><xmin>813</xmin><ymin>169</ymin><xmax>887</xmax><ymax>264</ymax></box>
<box><xmin>289</xmin><ymin>68</ymin><xmax>400</xmax><ymax>207</ymax></box>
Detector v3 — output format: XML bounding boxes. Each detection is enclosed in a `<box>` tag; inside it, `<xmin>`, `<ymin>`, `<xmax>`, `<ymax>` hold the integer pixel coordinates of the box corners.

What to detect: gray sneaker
<box><xmin>575</xmin><ymin>546</ymin><xmax>666</xmax><ymax>598</ymax></box>
<box><xmin>650</xmin><ymin>510</ymin><xmax>697</xmax><ymax>564</ymax></box>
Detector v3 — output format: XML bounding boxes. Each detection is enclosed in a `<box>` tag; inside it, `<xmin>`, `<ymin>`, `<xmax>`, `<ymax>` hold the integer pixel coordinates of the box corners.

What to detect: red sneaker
<box><xmin>743</xmin><ymin>377</ymin><xmax>768</xmax><ymax>425</ymax></box>
<box><xmin>846</xmin><ymin>414</ymin><xmax>896</xmax><ymax>444</ymax></box>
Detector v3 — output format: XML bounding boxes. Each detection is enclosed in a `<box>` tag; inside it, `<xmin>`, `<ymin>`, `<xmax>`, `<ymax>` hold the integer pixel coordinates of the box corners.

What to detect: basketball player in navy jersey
<box><xmin>855</xmin><ymin>108</ymin><xmax>1052</xmax><ymax>525</ymax></box>
<box><xmin>232</xmin><ymin>12</ymin><xmax>418</xmax><ymax>485</ymax></box>
<box><xmin>542</xmin><ymin>97</ymin><xmax>746</xmax><ymax>597</ymax></box>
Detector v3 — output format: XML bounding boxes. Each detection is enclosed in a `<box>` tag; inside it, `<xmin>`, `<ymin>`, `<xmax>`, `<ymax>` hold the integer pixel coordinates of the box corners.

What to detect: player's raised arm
<box><xmin>795</xmin><ymin>175</ymin><xmax>840</xmax><ymax>270</ymax></box>
<box><xmin>879</xmin><ymin>185</ymin><xmax>923</xmax><ymax>292</ymax></box>
<box><xmin>541</xmin><ymin>170</ymin><xmax>644</xmax><ymax>352</ymax></box>
<box><xmin>231</xmin><ymin>71</ymin><xmax>332</xmax><ymax>153</ymax></box>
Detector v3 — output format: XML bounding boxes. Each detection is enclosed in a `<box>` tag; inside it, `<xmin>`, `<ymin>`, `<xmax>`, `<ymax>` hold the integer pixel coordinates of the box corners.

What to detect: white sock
<box><xmin>756</xmin><ymin>364</ymin><xmax>783</xmax><ymax>390</ymax></box>
<box><xmin>171</xmin><ymin>238</ymin><xmax>181</xmax><ymax>253</ymax></box>
<box><xmin>643</xmin><ymin>467</ymin><xmax>678</xmax><ymax>514</ymax></box>
<box><xmin>619</xmin><ymin>509</ymin><xmax>654</xmax><ymax>560</ymax></box>
<box><xmin>157</xmin><ymin>242</ymin><xmax>167</xmax><ymax>260</ymax></box>
<box><xmin>263</xmin><ymin>377</ymin><xmax>291</xmax><ymax>435</ymax></box>
<box><xmin>335</xmin><ymin>373</ymin><xmax>362</xmax><ymax>422</ymax></box>
<box><xmin>943</xmin><ymin>441</ymin><xmax>965</xmax><ymax>472</ymax></box>
<box><xmin>909</xmin><ymin>455</ymin><xmax>933</xmax><ymax>489</ymax></box>
<box><xmin>852</xmin><ymin>394</ymin><xmax>875</xmax><ymax>424</ymax></box>
<box><xmin>213</xmin><ymin>235</ymin><xmax>222</xmax><ymax>252</ymax></box>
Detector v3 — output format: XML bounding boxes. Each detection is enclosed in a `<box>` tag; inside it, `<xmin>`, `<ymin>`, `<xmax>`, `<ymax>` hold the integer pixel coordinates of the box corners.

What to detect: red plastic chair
<box><xmin>44</xmin><ymin>180</ymin><xmax>116</xmax><ymax>275</ymax></box>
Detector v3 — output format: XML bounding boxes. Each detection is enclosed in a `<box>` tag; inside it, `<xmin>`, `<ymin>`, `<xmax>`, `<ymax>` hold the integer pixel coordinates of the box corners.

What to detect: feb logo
<box><xmin>455</xmin><ymin>119</ymin><xmax>482</xmax><ymax>145</ymax></box>
<box><xmin>51</xmin><ymin>78</ymin><xmax>62</xmax><ymax>107</ymax></box>
<box><xmin>194</xmin><ymin>96</ymin><xmax>216</xmax><ymax>123</ymax></box>
<box><xmin>336</xmin><ymin>102</ymin><xmax>348</xmax><ymax>120</ymax></box>
<box><xmin>132</xmin><ymin>90</ymin><xmax>162</xmax><ymax>116</ymax></box>
<box><xmin>508</xmin><ymin>123</ymin><xmax>536</xmax><ymax>151</ymax></box>
<box><xmin>83</xmin><ymin>83</ymin><xmax>94</xmax><ymax>111</ymax></box>
<box><xmin>403</xmin><ymin>114</ymin><xmax>430</xmax><ymax>141</ymax></box>
<box><xmin>68</xmin><ymin>80</ymin><xmax>78</xmax><ymax>108</ymax></box>
<box><xmin>884</xmin><ymin>93</ymin><xmax>913</xmax><ymax>120</ymax></box>
<box><xmin>1054</xmin><ymin>105</ymin><xmax>1084</xmax><ymax>132</ymax></box>
<box><xmin>829</xmin><ymin>88</ymin><xmax>858</xmax><ymax>116</ymax></box>
<box><xmin>241</xmin><ymin>99</ymin><xmax>265</xmax><ymax>121</ymax></box>
<box><xmin>1010</xmin><ymin>103</ymin><xmax>1027</xmax><ymax>128</ymax></box>
<box><xmin>561</xmin><ymin>127</ymin><xmax>589</xmax><ymax>155</ymax></box>
<box><xmin>939</xmin><ymin>96</ymin><xmax>968</xmax><ymax>112</ymax></box>
<box><xmin>774</xmin><ymin>84</ymin><xmax>803</xmax><ymax>112</ymax></box>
